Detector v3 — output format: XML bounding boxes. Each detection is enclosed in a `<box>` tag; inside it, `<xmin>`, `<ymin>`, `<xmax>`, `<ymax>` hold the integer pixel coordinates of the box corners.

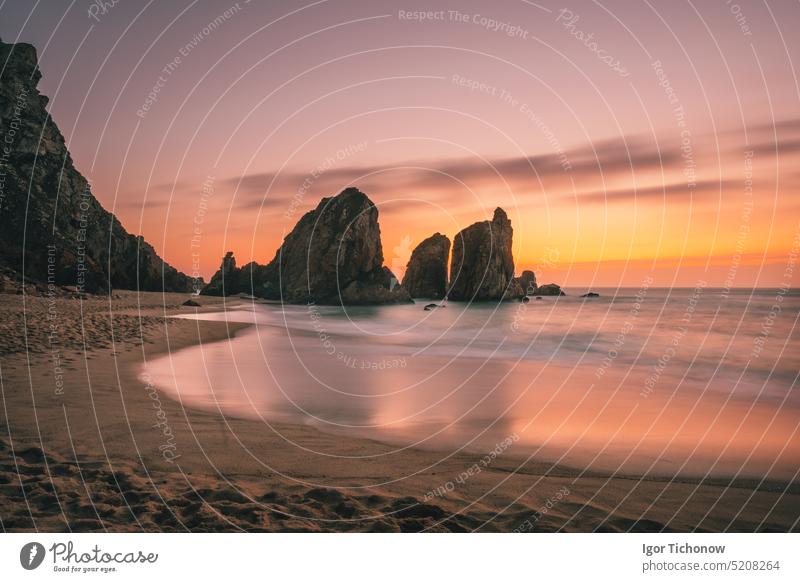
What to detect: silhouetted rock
<box><xmin>580</xmin><ymin>292</ymin><xmax>600</xmax><ymax>298</ymax></box>
<box><xmin>424</xmin><ymin>303</ymin><xmax>445</xmax><ymax>311</ymax></box>
<box><xmin>0</xmin><ymin>39</ymin><xmax>197</xmax><ymax>293</ymax></box>
<box><xmin>517</xmin><ymin>270</ymin><xmax>537</xmax><ymax>294</ymax></box>
<box><xmin>182</xmin><ymin>299</ymin><xmax>201</xmax><ymax>307</ymax></box>
<box><xmin>202</xmin><ymin>252</ymin><xmax>238</xmax><ymax>296</ymax></box>
<box><xmin>534</xmin><ymin>283</ymin><xmax>565</xmax><ymax>296</ymax></box>
<box><xmin>202</xmin><ymin>188</ymin><xmax>411</xmax><ymax>305</ymax></box>
<box><xmin>402</xmin><ymin>233</ymin><xmax>450</xmax><ymax>299</ymax></box>
<box><xmin>449</xmin><ymin>208</ymin><xmax>518</xmax><ymax>301</ymax></box>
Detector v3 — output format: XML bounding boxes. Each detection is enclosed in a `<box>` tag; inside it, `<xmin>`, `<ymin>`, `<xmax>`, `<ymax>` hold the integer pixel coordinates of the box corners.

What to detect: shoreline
<box><xmin>0</xmin><ymin>291</ymin><xmax>798</xmax><ymax>532</ymax></box>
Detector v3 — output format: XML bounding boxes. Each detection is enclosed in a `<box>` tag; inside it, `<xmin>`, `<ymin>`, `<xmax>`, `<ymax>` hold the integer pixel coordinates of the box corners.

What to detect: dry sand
<box><xmin>0</xmin><ymin>291</ymin><xmax>797</xmax><ymax>532</ymax></box>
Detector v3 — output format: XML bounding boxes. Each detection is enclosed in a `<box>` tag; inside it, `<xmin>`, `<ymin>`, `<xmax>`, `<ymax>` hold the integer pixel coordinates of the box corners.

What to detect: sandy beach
<box><xmin>0</xmin><ymin>290</ymin><xmax>797</xmax><ymax>532</ymax></box>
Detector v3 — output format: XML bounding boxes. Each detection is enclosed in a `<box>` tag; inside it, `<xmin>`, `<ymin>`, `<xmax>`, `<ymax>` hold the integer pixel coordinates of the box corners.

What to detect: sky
<box><xmin>1</xmin><ymin>0</ymin><xmax>799</xmax><ymax>288</ymax></box>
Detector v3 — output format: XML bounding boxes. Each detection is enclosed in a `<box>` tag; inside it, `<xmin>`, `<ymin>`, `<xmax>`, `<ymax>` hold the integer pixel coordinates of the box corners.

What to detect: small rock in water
<box><xmin>580</xmin><ymin>292</ymin><xmax>600</xmax><ymax>298</ymax></box>
<box><xmin>534</xmin><ymin>283</ymin><xmax>565</xmax><ymax>296</ymax></box>
<box><xmin>424</xmin><ymin>303</ymin><xmax>445</xmax><ymax>311</ymax></box>
<box><xmin>182</xmin><ymin>299</ymin><xmax>201</xmax><ymax>307</ymax></box>
<box><xmin>535</xmin><ymin>296</ymin><xmax>543</xmax><ymax>301</ymax></box>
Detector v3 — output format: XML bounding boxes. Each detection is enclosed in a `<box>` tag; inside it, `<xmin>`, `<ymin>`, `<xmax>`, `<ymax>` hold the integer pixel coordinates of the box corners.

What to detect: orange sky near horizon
<box><xmin>146</xmin><ymin>125</ymin><xmax>799</xmax><ymax>289</ymax></box>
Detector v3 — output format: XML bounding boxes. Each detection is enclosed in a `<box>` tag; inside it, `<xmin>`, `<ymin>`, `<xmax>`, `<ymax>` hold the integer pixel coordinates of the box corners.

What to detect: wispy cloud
<box><xmin>148</xmin><ymin>124</ymin><xmax>799</xmax><ymax>216</ymax></box>
<box><xmin>577</xmin><ymin>180</ymin><xmax>737</xmax><ymax>203</ymax></box>
<box><xmin>218</xmin><ymin>134</ymin><xmax>690</xmax><ymax>212</ymax></box>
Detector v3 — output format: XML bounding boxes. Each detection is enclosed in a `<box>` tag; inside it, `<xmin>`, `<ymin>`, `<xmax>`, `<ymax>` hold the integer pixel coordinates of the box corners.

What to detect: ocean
<box><xmin>142</xmin><ymin>287</ymin><xmax>799</xmax><ymax>481</ymax></box>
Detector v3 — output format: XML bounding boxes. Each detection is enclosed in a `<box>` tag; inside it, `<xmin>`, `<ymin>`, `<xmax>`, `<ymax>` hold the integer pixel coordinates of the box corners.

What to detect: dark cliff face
<box><xmin>449</xmin><ymin>208</ymin><xmax>517</xmax><ymax>301</ymax></box>
<box><xmin>0</xmin><ymin>39</ymin><xmax>196</xmax><ymax>293</ymax></box>
<box><xmin>203</xmin><ymin>188</ymin><xmax>411</xmax><ymax>305</ymax></box>
<box><xmin>402</xmin><ymin>233</ymin><xmax>450</xmax><ymax>299</ymax></box>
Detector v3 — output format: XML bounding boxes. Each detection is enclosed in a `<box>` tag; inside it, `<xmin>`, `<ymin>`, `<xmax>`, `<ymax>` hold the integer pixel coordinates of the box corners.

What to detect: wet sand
<box><xmin>0</xmin><ymin>291</ymin><xmax>798</xmax><ymax>532</ymax></box>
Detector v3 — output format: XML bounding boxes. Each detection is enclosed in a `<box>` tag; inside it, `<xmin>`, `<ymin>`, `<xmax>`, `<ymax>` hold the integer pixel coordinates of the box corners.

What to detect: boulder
<box><xmin>182</xmin><ymin>299</ymin><xmax>201</xmax><ymax>307</ymax></box>
<box><xmin>424</xmin><ymin>303</ymin><xmax>445</xmax><ymax>311</ymax></box>
<box><xmin>580</xmin><ymin>292</ymin><xmax>600</xmax><ymax>298</ymax></box>
<box><xmin>402</xmin><ymin>233</ymin><xmax>450</xmax><ymax>298</ymax></box>
<box><xmin>534</xmin><ymin>283</ymin><xmax>565</xmax><ymax>296</ymax></box>
<box><xmin>509</xmin><ymin>270</ymin><xmax>536</xmax><ymax>300</ymax></box>
<box><xmin>517</xmin><ymin>270</ymin><xmax>537</xmax><ymax>295</ymax></box>
<box><xmin>449</xmin><ymin>208</ymin><xmax>518</xmax><ymax>301</ymax></box>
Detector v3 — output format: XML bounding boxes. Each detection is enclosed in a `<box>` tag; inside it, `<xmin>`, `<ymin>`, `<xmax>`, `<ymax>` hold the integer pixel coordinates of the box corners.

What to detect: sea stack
<box><xmin>202</xmin><ymin>252</ymin><xmax>238</xmax><ymax>296</ymax></box>
<box><xmin>202</xmin><ymin>188</ymin><xmax>410</xmax><ymax>305</ymax></box>
<box><xmin>0</xmin><ymin>39</ymin><xmax>196</xmax><ymax>293</ymax></box>
<box><xmin>448</xmin><ymin>208</ymin><xmax>518</xmax><ymax>301</ymax></box>
<box><xmin>402</xmin><ymin>233</ymin><xmax>450</xmax><ymax>299</ymax></box>
<box><xmin>516</xmin><ymin>270</ymin><xmax>537</xmax><ymax>295</ymax></box>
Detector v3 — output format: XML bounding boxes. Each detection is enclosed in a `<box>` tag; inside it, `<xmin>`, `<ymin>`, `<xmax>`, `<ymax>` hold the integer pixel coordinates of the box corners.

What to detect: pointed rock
<box><xmin>449</xmin><ymin>208</ymin><xmax>518</xmax><ymax>301</ymax></box>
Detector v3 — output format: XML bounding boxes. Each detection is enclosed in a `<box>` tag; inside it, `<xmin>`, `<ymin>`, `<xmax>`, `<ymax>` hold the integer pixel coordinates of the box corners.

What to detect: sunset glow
<box><xmin>2</xmin><ymin>0</ymin><xmax>797</xmax><ymax>288</ymax></box>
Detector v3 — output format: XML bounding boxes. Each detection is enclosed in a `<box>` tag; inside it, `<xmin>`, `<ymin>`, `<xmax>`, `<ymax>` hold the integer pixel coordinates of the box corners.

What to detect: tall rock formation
<box><xmin>202</xmin><ymin>252</ymin><xmax>240</xmax><ymax>295</ymax></box>
<box><xmin>449</xmin><ymin>208</ymin><xmax>519</xmax><ymax>301</ymax></box>
<box><xmin>202</xmin><ymin>188</ymin><xmax>411</xmax><ymax>305</ymax></box>
<box><xmin>0</xmin><ymin>39</ymin><xmax>196</xmax><ymax>293</ymax></box>
<box><xmin>402</xmin><ymin>233</ymin><xmax>450</xmax><ymax>299</ymax></box>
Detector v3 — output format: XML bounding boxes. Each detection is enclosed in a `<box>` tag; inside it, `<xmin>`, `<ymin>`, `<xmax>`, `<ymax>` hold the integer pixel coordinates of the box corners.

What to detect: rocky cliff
<box><xmin>402</xmin><ymin>233</ymin><xmax>450</xmax><ymax>299</ymax></box>
<box><xmin>449</xmin><ymin>208</ymin><xmax>519</xmax><ymax>301</ymax></box>
<box><xmin>0</xmin><ymin>39</ymin><xmax>196</xmax><ymax>294</ymax></box>
<box><xmin>202</xmin><ymin>188</ymin><xmax>410</xmax><ymax>305</ymax></box>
